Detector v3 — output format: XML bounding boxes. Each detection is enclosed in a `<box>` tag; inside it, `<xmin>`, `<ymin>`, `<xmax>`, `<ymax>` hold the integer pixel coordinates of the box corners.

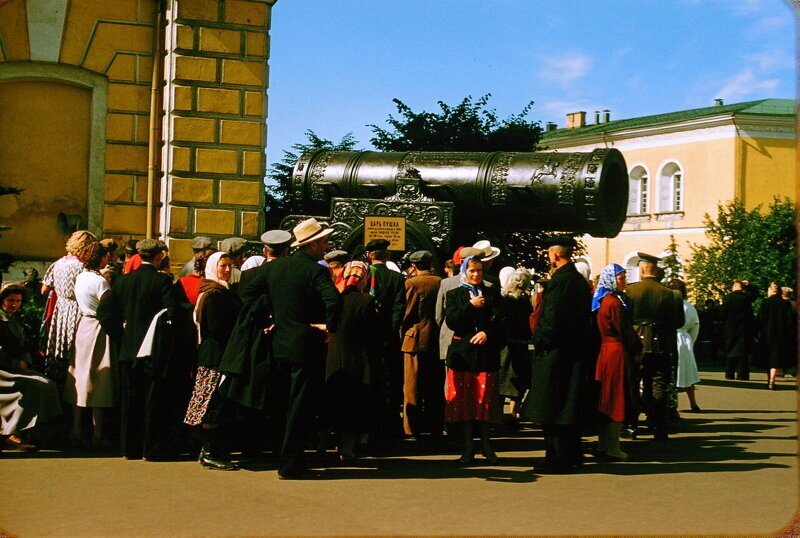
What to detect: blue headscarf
<box><xmin>459</xmin><ymin>255</ymin><xmax>483</xmax><ymax>297</ymax></box>
<box><xmin>591</xmin><ymin>263</ymin><xmax>626</xmax><ymax>312</ymax></box>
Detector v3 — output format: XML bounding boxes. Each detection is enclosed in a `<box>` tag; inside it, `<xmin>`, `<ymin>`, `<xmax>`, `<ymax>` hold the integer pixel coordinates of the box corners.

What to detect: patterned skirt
<box><xmin>445</xmin><ymin>369</ymin><xmax>502</xmax><ymax>424</ymax></box>
<box><xmin>184</xmin><ymin>366</ymin><xmax>222</xmax><ymax>426</ymax></box>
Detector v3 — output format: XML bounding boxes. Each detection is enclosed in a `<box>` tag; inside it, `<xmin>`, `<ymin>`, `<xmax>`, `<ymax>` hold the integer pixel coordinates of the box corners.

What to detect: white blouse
<box><xmin>74</xmin><ymin>271</ymin><xmax>110</xmax><ymax>316</ymax></box>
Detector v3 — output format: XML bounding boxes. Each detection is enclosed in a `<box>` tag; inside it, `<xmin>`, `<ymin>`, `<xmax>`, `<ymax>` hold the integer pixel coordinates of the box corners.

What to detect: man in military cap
<box><xmin>365</xmin><ymin>238</ymin><xmax>406</xmax><ymax>441</ymax></box>
<box><xmin>97</xmin><ymin>238</ymin><xmax>181</xmax><ymax>461</ymax></box>
<box><xmin>400</xmin><ymin>250</ymin><xmax>444</xmax><ymax>439</ymax></box>
<box><xmin>238</xmin><ymin>230</ymin><xmax>292</xmax><ymax>294</ymax></box>
<box><xmin>323</xmin><ymin>250</ymin><xmax>349</xmax><ymax>288</ymax></box>
<box><xmin>220</xmin><ymin>237</ymin><xmax>248</xmax><ymax>284</ymax></box>
<box><xmin>178</xmin><ymin>236</ymin><xmax>214</xmax><ymax>277</ymax></box>
<box><xmin>625</xmin><ymin>252</ymin><xmax>685</xmax><ymax>441</ymax></box>
<box><xmin>525</xmin><ymin>235</ymin><xmax>593</xmax><ymax>473</ymax></box>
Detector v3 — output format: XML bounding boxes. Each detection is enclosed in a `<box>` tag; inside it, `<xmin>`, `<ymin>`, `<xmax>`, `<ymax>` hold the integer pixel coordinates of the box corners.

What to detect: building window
<box><xmin>627</xmin><ymin>165</ymin><xmax>649</xmax><ymax>215</ymax></box>
<box><xmin>658</xmin><ymin>161</ymin><xmax>684</xmax><ymax>213</ymax></box>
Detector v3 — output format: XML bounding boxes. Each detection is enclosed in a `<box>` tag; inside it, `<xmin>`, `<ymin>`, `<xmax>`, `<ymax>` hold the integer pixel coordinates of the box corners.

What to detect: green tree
<box><xmin>660</xmin><ymin>234</ymin><xmax>683</xmax><ymax>282</ymax></box>
<box><xmin>369</xmin><ymin>94</ymin><xmax>556</xmax><ymax>272</ymax></box>
<box><xmin>686</xmin><ymin>197</ymin><xmax>796</xmax><ymax>304</ymax></box>
<box><xmin>265</xmin><ymin>130</ymin><xmax>358</xmax><ymax>228</ymax></box>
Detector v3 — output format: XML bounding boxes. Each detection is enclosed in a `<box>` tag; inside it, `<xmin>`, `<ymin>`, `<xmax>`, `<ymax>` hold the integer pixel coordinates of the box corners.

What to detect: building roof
<box><xmin>541</xmin><ymin>98</ymin><xmax>796</xmax><ymax>142</ymax></box>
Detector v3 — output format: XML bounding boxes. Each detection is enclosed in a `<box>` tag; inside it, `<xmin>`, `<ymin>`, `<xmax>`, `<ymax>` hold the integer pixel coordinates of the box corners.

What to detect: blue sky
<box><xmin>265</xmin><ymin>0</ymin><xmax>796</xmax><ymax>170</ymax></box>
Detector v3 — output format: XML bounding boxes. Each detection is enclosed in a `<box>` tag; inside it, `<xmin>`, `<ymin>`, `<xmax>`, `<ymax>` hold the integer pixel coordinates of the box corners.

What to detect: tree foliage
<box><xmin>369</xmin><ymin>94</ymin><xmax>542</xmax><ymax>152</ymax></box>
<box><xmin>660</xmin><ymin>234</ymin><xmax>683</xmax><ymax>282</ymax></box>
<box><xmin>265</xmin><ymin>130</ymin><xmax>358</xmax><ymax>228</ymax></box>
<box><xmin>686</xmin><ymin>197</ymin><xmax>796</xmax><ymax>303</ymax></box>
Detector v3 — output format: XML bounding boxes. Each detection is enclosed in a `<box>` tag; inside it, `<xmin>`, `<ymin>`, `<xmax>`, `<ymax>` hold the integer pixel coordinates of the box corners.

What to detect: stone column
<box><xmin>160</xmin><ymin>0</ymin><xmax>275</xmax><ymax>264</ymax></box>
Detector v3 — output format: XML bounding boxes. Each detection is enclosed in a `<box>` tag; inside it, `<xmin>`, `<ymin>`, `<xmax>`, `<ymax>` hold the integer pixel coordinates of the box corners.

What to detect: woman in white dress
<box><xmin>64</xmin><ymin>242</ymin><xmax>115</xmax><ymax>448</ymax></box>
<box><xmin>668</xmin><ymin>279</ymin><xmax>701</xmax><ymax>412</ymax></box>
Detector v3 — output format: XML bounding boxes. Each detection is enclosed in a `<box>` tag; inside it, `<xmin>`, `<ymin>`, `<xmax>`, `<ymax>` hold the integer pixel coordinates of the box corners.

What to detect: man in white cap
<box><xmin>240</xmin><ymin>218</ymin><xmax>341</xmax><ymax>479</ymax></box>
<box><xmin>238</xmin><ymin>229</ymin><xmax>292</xmax><ymax>295</ymax></box>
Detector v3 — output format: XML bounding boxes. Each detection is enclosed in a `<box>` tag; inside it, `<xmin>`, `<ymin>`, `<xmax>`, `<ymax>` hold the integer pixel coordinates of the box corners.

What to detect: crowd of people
<box><xmin>0</xmin><ymin>220</ymin><xmax>796</xmax><ymax>478</ymax></box>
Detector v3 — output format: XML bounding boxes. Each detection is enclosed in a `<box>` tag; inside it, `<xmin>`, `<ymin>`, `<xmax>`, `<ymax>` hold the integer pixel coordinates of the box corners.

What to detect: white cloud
<box><xmin>745</xmin><ymin>49</ymin><xmax>794</xmax><ymax>72</ymax></box>
<box><xmin>538</xmin><ymin>52</ymin><xmax>592</xmax><ymax>88</ymax></box>
<box><xmin>746</xmin><ymin>14</ymin><xmax>792</xmax><ymax>34</ymax></box>
<box><xmin>715</xmin><ymin>68</ymin><xmax>781</xmax><ymax>101</ymax></box>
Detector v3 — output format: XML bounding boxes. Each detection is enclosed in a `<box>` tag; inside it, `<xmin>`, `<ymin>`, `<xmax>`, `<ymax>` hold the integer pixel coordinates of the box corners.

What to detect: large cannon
<box><xmin>289</xmin><ymin>148</ymin><xmax>628</xmax><ymax>239</ymax></box>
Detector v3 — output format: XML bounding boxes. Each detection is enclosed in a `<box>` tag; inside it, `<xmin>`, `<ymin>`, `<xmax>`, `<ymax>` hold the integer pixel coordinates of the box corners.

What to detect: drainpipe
<box><xmin>146</xmin><ymin>0</ymin><xmax>163</xmax><ymax>239</ymax></box>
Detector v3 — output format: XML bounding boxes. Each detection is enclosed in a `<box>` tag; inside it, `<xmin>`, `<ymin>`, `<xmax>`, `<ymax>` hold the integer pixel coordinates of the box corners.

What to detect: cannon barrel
<box><xmin>291</xmin><ymin>148</ymin><xmax>628</xmax><ymax>237</ymax></box>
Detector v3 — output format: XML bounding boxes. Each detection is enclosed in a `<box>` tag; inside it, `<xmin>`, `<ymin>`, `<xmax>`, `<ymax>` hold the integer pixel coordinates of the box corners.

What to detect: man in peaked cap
<box><xmin>179</xmin><ymin>236</ymin><xmax>214</xmax><ymax>277</ymax></box>
<box><xmin>525</xmin><ymin>234</ymin><xmax>593</xmax><ymax>473</ymax></box>
<box><xmin>364</xmin><ymin>237</ymin><xmax>406</xmax><ymax>442</ymax></box>
<box><xmin>625</xmin><ymin>251</ymin><xmax>684</xmax><ymax>441</ymax></box>
<box><xmin>400</xmin><ymin>250</ymin><xmax>444</xmax><ymax>439</ymax></box>
<box><xmin>237</xmin><ymin>230</ymin><xmax>292</xmax><ymax>295</ymax></box>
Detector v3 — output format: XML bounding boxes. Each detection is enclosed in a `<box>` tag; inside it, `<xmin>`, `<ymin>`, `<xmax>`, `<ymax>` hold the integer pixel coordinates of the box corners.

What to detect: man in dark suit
<box><xmin>366</xmin><ymin>238</ymin><xmax>406</xmax><ymax>441</ymax></box>
<box><xmin>525</xmin><ymin>236</ymin><xmax>593</xmax><ymax>473</ymax></box>
<box><xmin>240</xmin><ymin>218</ymin><xmax>341</xmax><ymax>479</ymax></box>
<box><xmin>720</xmin><ymin>280</ymin><xmax>756</xmax><ymax>380</ymax></box>
<box><xmin>400</xmin><ymin>250</ymin><xmax>443</xmax><ymax>439</ymax></box>
<box><xmin>625</xmin><ymin>252</ymin><xmax>685</xmax><ymax>441</ymax></box>
<box><xmin>237</xmin><ymin>229</ymin><xmax>292</xmax><ymax>296</ymax></box>
<box><xmin>97</xmin><ymin>239</ymin><xmax>181</xmax><ymax>460</ymax></box>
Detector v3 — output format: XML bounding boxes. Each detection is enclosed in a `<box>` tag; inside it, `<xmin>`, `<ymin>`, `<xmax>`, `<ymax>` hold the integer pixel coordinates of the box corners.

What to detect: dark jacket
<box><xmin>237</xmin><ymin>262</ymin><xmax>267</xmax><ymax>298</ymax></box>
<box><xmin>401</xmin><ymin>271</ymin><xmax>442</xmax><ymax>354</ymax></box>
<box><xmin>97</xmin><ymin>263</ymin><xmax>180</xmax><ymax>364</ymax></box>
<box><xmin>525</xmin><ymin>262</ymin><xmax>593</xmax><ymax>425</ymax></box>
<box><xmin>756</xmin><ymin>295</ymin><xmax>796</xmax><ymax>369</ymax></box>
<box><xmin>444</xmin><ymin>283</ymin><xmax>503</xmax><ymax>372</ymax></box>
<box><xmin>196</xmin><ymin>283</ymin><xmax>242</xmax><ymax>370</ymax></box>
<box><xmin>326</xmin><ymin>289</ymin><xmax>379</xmax><ymax>385</ymax></box>
<box><xmin>720</xmin><ymin>289</ymin><xmax>755</xmax><ymax>358</ymax></box>
<box><xmin>240</xmin><ymin>251</ymin><xmax>341</xmax><ymax>364</ymax></box>
<box><xmin>625</xmin><ymin>276</ymin><xmax>685</xmax><ymax>356</ymax></box>
<box><xmin>371</xmin><ymin>263</ymin><xmax>406</xmax><ymax>334</ymax></box>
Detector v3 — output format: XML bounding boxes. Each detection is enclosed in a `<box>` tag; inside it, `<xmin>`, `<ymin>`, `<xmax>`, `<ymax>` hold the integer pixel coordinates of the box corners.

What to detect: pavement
<box><xmin>1</xmin><ymin>367</ymin><xmax>797</xmax><ymax>537</ymax></box>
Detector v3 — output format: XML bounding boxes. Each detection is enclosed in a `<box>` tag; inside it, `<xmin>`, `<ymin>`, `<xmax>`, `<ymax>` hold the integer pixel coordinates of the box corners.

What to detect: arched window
<box><xmin>658</xmin><ymin>161</ymin><xmax>684</xmax><ymax>213</ymax></box>
<box><xmin>623</xmin><ymin>252</ymin><xmax>640</xmax><ymax>283</ymax></box>
<box><xmin>627</xmin><ymin>165</ymin><xmax>649</xmax><ymax>215</ymax></box>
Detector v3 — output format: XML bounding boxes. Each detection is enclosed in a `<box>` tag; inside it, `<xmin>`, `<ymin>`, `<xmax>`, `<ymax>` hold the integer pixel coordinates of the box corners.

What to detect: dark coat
<box><xmin>326</xmin><ymin>289</ymin><xmax>379</xmax><ymax>385</ymax></box>
<box><xmin>756</xmin><ymin>295</ymin><xmax>796</xmax><ymax>369</ymax></box>
<box><xmin>237</xmin><ymin>263</ymin><xmax>267</xmax><ymax>297</ymax></box>
<box><xmin>0</xmin><ymin>315</ymin><xmax>31</xmax><ymax>371</ymax></box>
<box><xmin>444</xmin><ymin>283</ymin><xmax>504</xmax><ymax>372</ymax></box>
<box><xmin>525</xmin><ymin>262</ymin><xmax>593</xmax><ymax>426</ymax></box>
<box><xmin>240</xmin><ymin>251</ymin><xmax>341</xmax><ymax>364</ymax></box>
<box><xmin>97</xmin><ymin>263</ymin><xmax>180</xmax><ymax>365</ymax></box>
<box><xmin>371</xmin><ymin>263</ymin><xmax>406</xmax><ymax>334</ymax></box>
<box><xmin>196</xmin><ymin>283</ymin><xmax>242</xmax><ymax>370</ymax></box>
<box><xmin>625</xmin><ymin>276</ymin><xmax>685</xmax><ymax>356</ymax></box>
<box><xmin>401</xmin><ymin>271</ymin><xmax>442</xmax><ymax>354</ymax></box>
<box><xmin>720</xmin><ymin>290</ymin><xmax>756</xmax><ymax>358</ymax></box>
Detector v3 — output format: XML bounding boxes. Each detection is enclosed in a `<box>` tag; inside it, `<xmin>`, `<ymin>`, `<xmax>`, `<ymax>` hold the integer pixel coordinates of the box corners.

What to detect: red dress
<box><xmin>594</xmin><ymin>293</ymin><xmax>641</xmax><ymax>422</ymax></box>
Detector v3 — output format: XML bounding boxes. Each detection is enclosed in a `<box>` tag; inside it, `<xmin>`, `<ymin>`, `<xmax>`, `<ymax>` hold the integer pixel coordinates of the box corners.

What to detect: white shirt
<box><xmin>74</xmin><ymin>271</ymin><xmax>110</xmax><ymax>316</ymax></box>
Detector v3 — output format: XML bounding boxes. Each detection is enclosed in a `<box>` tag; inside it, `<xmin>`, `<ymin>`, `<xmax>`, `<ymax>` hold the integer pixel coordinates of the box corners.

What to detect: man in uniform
<box><xmin>237</xmin><ymin>229</ymin><xmax>292</xmax><ymax>294</ymax></box>
<box><xmin>97</xmin><ymin>239</ymin><xmax>181</xmax><ymax>461</ymax></box>
<box><xmin>525</xmin><ymin>236</ymin><xmax>593</xmax><ymax>473</ymax></box>
<box><xmin>365</xmin><ymin>238</ymin><xmax>406</xmax><ymax>441</ymax></box>
<box><xmin>625</xmin><ymin>252</ymin><xmax>685</xmax><ymax>441</ymax></box>
<box><xmin>240</xmin><ymin>218</ymin><xmax>341</xmax><ymax>479</ymax></box>
<box><xmin>400</xmin><ymin>250</ymin><xmax>443</xmax><ymax>439</ymax></box>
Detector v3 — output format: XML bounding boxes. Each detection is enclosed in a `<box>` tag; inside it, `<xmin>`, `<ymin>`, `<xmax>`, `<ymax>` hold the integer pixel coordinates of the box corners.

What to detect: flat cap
<box><xmin>191</xmin><ymin>236</ymin><xmax>213</xmax><ymax>250</ymax></box>
<box><xmin>365</xmin><ymin>238</ymin><xmax>390</xmax><ymax>252</ymax></box>
<box><xmin>543</xmin><ymin>235</ymin><xmax>577</xmax><ymax>248</ymax></box>
<box><xmin>136</xmin><ymin>238</ymin><xmax>166</xmax><ymax>256</ymax></box>
<box><xmin>637</xmin><ymin>252</ymin><xmax>661</xmax><ymax>263</ymax></box>
<box><xmin>409</xmin><ymin>250</ymin><xmax>433</xmax><ymax>264</ymax></box>
<box><xmin>260</xmin><ymin>229</ymin><xmax>292</xmax><ymax>247</ymax></box>
<box><xmin>324</xmin><ymin>250</ymin><xmax>349</xmax><ymax>263</ymax></box>
<box><xmin>458</xmin><ymin>247</ymin><xmax>484</xmax><ymax>260</ymax></box>
<box><xmin>220</xmin><ymin>237</ymin><xmax>247</xmax><ymax>256</ymax></box>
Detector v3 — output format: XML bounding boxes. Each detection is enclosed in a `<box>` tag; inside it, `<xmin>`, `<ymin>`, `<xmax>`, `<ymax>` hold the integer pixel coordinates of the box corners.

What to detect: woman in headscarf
<box><xmin>444</xmin><ymin>254</ymin><xmax>504</xmax><ymax>464</ymax></box>
<box><xmin>184</xmin><ymin>252</ymin><xmax>242</xmax><ymax>470</ymax></box>
<box><xmin>497</xmin><ymin>267</ymin><xmax>533</xmax><ymax>428</ymax></box>
<box><xmin>65</xmin><ymin>242</ymin><xmax>115</xmax><ymax>449</ymax></box>
<box><xmin>325</xmin><ymin>260</ymin><xmax>378</xmax><ymax>464</ymax></box>
<box><xmin>41</xmin><ymin>230</ymin><xmax>98</xmax><ymax>384</ymax></box>
<box><xmin>0</xmin><ymin>284</ymin><xmax>62</xmax><ymax>451</ymax></box>
<box><xmin>592</xmin><ymin>263</ymin><xmax>642</xmax><ymax>461</ymax></box>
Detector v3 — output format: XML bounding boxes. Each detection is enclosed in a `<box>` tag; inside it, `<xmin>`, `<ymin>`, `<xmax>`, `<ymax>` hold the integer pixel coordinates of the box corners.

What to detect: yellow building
<box><xmin>0</xmin><ymin>0</ymin><xmax>275</xmax><ymax>276</ymax></box>
<box><xmin>539</xmin><ymin>99</ymin><xmax>796</xmax><ymax>280</ymax></box>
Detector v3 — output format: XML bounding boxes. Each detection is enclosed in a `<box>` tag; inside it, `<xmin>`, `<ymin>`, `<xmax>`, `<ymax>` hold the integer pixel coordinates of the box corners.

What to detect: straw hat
<box><xmin>472</xmin><ymin>240</ymin><xmax>500</xmax><ymax>261</ymax></box>
<box><xmin>290</xmin><ymin>218</ymin><xmax>334</xmax><ymax>248</ymax></box>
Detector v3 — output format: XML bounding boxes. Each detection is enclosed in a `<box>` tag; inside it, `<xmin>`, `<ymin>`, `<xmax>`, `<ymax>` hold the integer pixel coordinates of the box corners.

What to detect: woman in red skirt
<box><xmin>592</xmin><ymin>263</ymin><xmax>642</xmax><ymax>461</ymax></box>
<box><xmin>444</xmin><ymin>254</ymin><xmax>504</xmax><ymax>464</ymax></box>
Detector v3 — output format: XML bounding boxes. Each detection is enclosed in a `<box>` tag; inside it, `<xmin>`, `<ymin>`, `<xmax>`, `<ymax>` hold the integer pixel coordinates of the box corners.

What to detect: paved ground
<box><xmin>1</xmin><ymin>367</ymin><xmax>797</xmax><ymax>537</ymax></box>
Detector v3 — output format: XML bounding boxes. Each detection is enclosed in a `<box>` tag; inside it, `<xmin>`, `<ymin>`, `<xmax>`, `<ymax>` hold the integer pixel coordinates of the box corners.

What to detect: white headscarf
<box><xmin>204</xmin><ymin>251</ymin><xmax>229</xmax><ymax>288</ymax></box>
<box><xmin>240</xmin><ymin>255</ymin><xmax>265</xmax><ymax>271</ymax></box>
<box><xmin>499</xmin><ymin>266</ymin><xmax>515</xmax><ymax>289</ymax></box>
